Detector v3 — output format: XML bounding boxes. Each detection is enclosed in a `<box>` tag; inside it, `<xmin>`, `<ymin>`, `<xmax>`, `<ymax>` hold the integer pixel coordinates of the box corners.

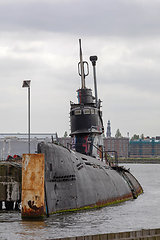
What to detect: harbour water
<box><xmin>0</xmin><ymin>164</ymin><xmax>160</xmax><ymax>240</ymax></box>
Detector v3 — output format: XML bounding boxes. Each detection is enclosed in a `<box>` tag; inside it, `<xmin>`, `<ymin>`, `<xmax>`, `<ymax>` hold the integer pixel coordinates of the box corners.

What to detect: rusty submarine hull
<box><xmin>37</xmin><ymin>143</ymin><xmax>142</xmax><ymax>215</ymax></box>
<box><xmin>21</xmin><ymin>40</ymin><xmax>143</xmax><ymax>218</ymax></box>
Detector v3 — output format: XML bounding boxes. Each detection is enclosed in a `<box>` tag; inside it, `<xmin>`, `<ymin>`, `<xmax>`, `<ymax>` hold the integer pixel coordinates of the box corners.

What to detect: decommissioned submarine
<box><xmin>22</xmin><ymin>40</ymin><xmax>143</xmax><ymax>217</ymax></box>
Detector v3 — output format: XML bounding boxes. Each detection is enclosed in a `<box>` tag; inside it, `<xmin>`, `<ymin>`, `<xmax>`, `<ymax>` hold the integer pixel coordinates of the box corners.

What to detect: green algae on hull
<box><xmin>51</xmin><ymin>197</ymin><xmax>134</xmax><ymax>215</ymax></box>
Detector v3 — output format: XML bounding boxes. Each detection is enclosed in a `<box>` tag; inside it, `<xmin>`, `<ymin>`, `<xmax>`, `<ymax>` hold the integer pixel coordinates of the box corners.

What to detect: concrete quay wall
<box><xmin>55</xmin><ymin>228</ymin><xmax>160</xmax><ymax>240</ymax></box>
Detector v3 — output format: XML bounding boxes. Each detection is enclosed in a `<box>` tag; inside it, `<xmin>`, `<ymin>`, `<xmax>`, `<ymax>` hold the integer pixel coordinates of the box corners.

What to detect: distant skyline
<box><xmin>0</xmin><ymin>0</ymin><xmax>160</xmax><ymax>138</ymax></box>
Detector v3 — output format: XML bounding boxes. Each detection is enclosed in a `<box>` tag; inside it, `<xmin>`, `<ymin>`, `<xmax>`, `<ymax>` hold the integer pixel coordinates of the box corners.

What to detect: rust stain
<box><xmin>22</xmin><ymin>154</ymin><xmax>45</xmax><ymax>218</ymax></box>
<box><xmin>28</xmin><ymin>200</ymin><xmax>41</xmax><ymax>211</ymax></box>
<box><xmin>94</xmin><ymin>185</ymin><xmax>143</xmax><ymax>208</ymax></box>
<box><xmin>95</xmin><ymin>192</ymin><xmax>133</xmax><ymax>207</ymax></box>
<box><xmin>22</xmin><ymin>204</ymin><xmax>44</xmax><ymax>218</ymax></box>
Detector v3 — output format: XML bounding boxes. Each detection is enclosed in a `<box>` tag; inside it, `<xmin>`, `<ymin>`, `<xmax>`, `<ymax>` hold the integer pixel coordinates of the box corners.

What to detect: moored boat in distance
<box><xmin>22</xmin><ymin>40</ymin><xmax>143</xmax><ymax>217</ymax></box>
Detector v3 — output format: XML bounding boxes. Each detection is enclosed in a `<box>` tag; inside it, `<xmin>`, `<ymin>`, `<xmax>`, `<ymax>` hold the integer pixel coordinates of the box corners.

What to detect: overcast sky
<box><xmin>0</xmin><ymin>0</ymin><xmax>160</xmax><ymax>138</ymax></box>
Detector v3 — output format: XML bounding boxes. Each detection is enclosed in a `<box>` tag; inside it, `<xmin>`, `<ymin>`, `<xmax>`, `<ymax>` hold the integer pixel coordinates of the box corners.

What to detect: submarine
<box><xmin>22</xmin><ymin>40</ymin><xmax>143</xmax><ymax>217</ymax></box>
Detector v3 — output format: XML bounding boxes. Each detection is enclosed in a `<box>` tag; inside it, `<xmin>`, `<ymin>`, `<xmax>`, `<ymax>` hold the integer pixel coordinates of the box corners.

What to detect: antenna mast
<box><xmin>90</xmin><ymin>55</ymin><xmax>98</xmax><ymax>108</ymax></box>
<box><xmin>79</xmin><ymin>39</ymin><xmax>85</xmax><ymax>88</ymax></box>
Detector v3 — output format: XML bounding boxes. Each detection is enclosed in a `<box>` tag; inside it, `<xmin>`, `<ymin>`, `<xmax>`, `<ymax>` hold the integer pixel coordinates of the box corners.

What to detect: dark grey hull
<box><xmin>38</xmin><ymin>142</ymin><xmax>143</xmax><ymax>214</ymax></box>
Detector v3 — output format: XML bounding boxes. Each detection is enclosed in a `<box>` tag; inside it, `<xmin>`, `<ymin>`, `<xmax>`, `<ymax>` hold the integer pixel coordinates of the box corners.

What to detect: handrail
<box><xmin>105</xmin><ymin>150</ymin><xmax>118</xmax><ymax>170</ymax></box>
<box><xmin>67</xmin><ymin>142</ymin><xmax>118</xmax><ymax>167</ymax></box>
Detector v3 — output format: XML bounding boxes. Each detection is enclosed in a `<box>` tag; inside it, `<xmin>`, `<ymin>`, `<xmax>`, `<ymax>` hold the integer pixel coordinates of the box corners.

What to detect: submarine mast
<box><xmin>79</xmin><ymin>39</ymin><xmax>86</xmax><ymax>89</ymax></box>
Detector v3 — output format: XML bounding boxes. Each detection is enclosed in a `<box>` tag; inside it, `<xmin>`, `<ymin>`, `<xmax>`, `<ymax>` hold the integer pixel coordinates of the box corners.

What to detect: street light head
<box><xmin>22</xmin><ymin>80</ymin><xmax>31</xmax><ymax>88</ymax></box>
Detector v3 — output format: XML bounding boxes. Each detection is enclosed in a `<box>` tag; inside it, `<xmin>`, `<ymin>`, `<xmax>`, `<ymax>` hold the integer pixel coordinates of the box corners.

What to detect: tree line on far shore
<box><xmin>114</xmin><ymin>129</ymin><xmax>145</xmax><ymax>140</ymax></box>
<box><xmin>63</xmin><ymin>130</ymin><xmax>145</xmax><ymax>140</ymax></box>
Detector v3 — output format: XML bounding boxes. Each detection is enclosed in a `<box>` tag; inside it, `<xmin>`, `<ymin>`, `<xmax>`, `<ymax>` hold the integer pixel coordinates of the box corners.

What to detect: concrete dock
<box><xmin>0</xmin><ymin>161</ymin><xmax>22</xmax><ymax>210</ymax></box>
<box><xmin>54</xmin><ymin>228</ymin><xmax>160</xmax><ymax>240</ymax></box>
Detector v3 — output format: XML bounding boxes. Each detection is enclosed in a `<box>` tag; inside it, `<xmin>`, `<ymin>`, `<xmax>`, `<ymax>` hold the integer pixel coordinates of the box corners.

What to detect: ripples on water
<box><xmin>0</xmin><ymin>164</ymin><xmax>160</xmax><ymax>240</ymax></box>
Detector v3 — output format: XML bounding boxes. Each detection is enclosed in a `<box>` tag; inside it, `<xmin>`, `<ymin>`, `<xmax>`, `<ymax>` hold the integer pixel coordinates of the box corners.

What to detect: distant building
<box><xmin>106</xmin><ymin>120</ymin><xmax>111</xmax><ymax>137</ymax></box>
<box><xmin>0</xmin><ymin>133</ymin><xmax>74</xmax><ymax>160</ymax></box>
<box><xmin>58</xmin><ymin>137</ymin><xmax>72</xmax><ymax>148</ymax></box>
<box><xmin>60</xmin><ymin>136</ymin><xmax>129</xmax><ymax>158</ymax></box>
<box><xmin>129</xmin><ymin>137</ymin><xmax>160</xmax><ymax>158</ymax></box>
<box><xmin>0</xmin><ymin>133</ymin><xmax>57</xmax><ymax>160</ymax></box>
<box><xmin>103</xmin><ymin>137</ymin><xmax>129</xmax><ymax>158</ymax></box>
<box><xmin>3</xmin><ymin>133</ymin><xmax>160</xmax><ymax>160</ymax></box>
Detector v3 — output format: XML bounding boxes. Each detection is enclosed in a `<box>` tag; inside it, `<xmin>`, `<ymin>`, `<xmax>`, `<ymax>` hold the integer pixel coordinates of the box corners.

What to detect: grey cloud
<box><xmin>0</xmin><ymin>0</ymin><xmax>160</xmax><ymax>137</ymax></box>
<box><xmin>0</xmin><ymin>0</ymin><xmax>160</xmax><ymax>37</ymax></box>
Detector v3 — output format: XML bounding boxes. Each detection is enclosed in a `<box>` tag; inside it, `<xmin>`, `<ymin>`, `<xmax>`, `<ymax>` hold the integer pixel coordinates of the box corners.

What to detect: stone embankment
<box><xmin>54</xmin><ymin>228</ymin><xmax>160</xmax><ymax>240</ymax></box>
<box><xmin>118</xmin><ymin>158</ymin><xmax>160</xmax><ymax>164</ymax></box>
<box><xmin>0</xmin><ymin>160</ymin><xmax>22</xmax><ymax>210</ymax></box>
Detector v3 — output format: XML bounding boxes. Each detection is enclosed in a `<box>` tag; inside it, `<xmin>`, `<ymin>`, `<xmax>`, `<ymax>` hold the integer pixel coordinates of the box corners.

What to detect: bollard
<box><xmin>21</xmin><ymin>153</ymin><xmax>45</xmax><ymax>218</ymax></box>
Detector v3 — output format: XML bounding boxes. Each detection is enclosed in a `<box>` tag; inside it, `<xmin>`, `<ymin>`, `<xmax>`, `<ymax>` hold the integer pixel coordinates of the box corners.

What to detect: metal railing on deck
<box><xmin>67</xmin><ymin>142</ymin><xmax>119</xmax><ymax>168</ymax></box>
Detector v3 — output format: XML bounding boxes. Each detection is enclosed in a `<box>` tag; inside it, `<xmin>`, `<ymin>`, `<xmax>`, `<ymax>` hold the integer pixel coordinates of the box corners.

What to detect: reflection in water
<box><xmin>0</xmin><ymin>164</ymin><xmax>160</xmax><ymax>239</ymax></box>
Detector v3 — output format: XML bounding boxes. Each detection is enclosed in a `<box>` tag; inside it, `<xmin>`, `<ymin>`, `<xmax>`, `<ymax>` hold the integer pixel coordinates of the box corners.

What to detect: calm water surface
<box><xmin>0</xmin><ymin>164</ymin><xmax>160</xmax><ymax>240</ymax></box>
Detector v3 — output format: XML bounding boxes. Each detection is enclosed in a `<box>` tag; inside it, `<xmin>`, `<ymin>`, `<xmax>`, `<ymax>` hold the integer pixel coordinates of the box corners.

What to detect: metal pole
<box><xmin>93</xmin><ymin>65</ymin><xmax>98</xmax><ymax>108</ymax></box>
<box><xmin>28</xmin><ymin>86</ymin><xmax>30</xmax><ymax>153</ymax></box>
<box><xmin>90</xmin><ymin>56</ymin><xmax>98</xmax><ymax>108</ymax></box>
<box><xmin>79</xmin><ymin>39</ymin><xmax>85</xmax><ymax>89</ymax></box>
<box><xmin>22</xmin><ymin>80</ymin><xmax>31</xmax><ymax>154</ymax></box>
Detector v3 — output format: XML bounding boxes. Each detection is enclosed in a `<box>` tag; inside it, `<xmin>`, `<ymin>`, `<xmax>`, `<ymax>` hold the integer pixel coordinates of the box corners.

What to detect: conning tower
<box><xmin>70</xmin><ymin>39</ymin><xmax>104</xmax><ymax>158</ymax></box>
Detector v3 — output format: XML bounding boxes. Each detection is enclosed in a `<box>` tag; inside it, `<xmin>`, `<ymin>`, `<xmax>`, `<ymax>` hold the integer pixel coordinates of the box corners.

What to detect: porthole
<box><xmin>83</xmin><ymin>109</ymin><xmax>90</xmax><ymax>114</ymax></box>
<box><xmin>75</xmin><ymin>109</ymin><xmax>82</xmax><ymax>115</ymax></box>
<box><xmin>91</xmin><ymin>109</ymin><xmax>94</xmax><ymax>114</ymax></box>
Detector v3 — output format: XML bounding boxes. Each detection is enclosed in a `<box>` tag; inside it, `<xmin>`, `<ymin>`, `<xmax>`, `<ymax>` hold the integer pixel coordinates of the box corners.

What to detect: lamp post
<box><xmin>22</xmin><ymin>80</ymin><xmax>31</xmax><ymax>153</ymax></box>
